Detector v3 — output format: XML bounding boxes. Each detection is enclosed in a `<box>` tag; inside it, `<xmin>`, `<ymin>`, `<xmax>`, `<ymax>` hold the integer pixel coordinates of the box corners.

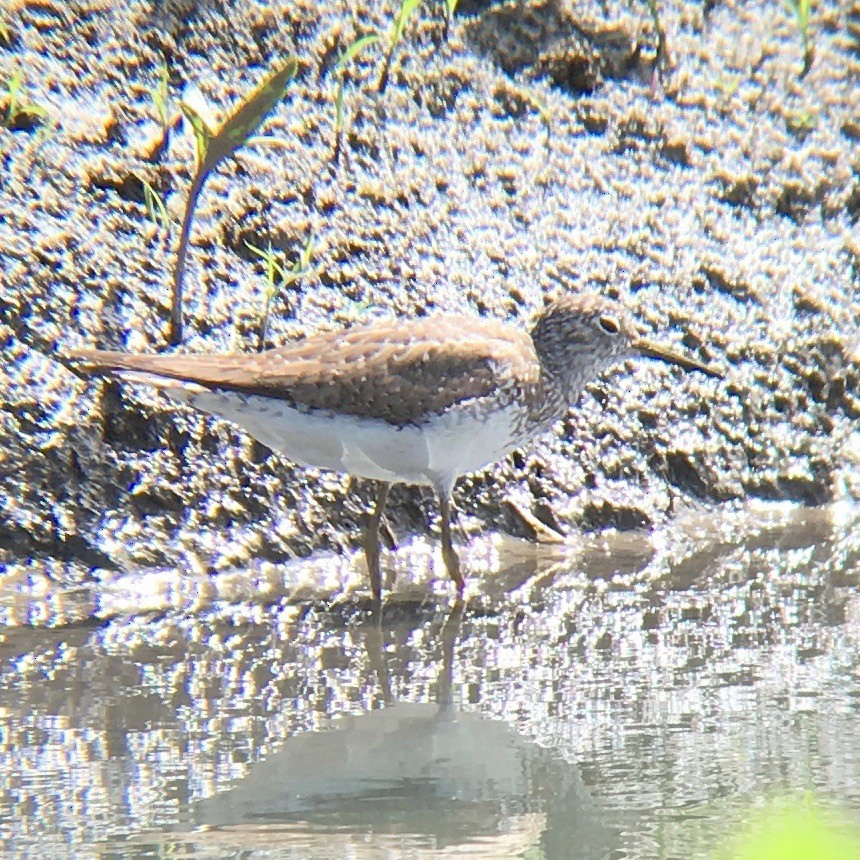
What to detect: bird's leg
<box><xmin>380</xmin><ymin>516</ymin><xmax>398</xmax><ymax>552</ymax></box>
<box><xmin>364</xmin><ymin>602</ymin><xmax>393</xmax><ymax>706</ymax></box>
<box><xmin>363</xmin><ymin>481</ymin><xmax>391</xmax><ymax>602</ymax></box>
<box><xmin>437</xmin><ymin>492</ymin><xmax>465</xmax><ymax>594</ymax></box>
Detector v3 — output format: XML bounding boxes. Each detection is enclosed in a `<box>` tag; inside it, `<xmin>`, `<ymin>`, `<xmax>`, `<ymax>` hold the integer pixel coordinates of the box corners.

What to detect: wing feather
<box><xmin>66</xmin><ymin>314</ymin><xmax>539</xmax><ymax>425</ymax></box>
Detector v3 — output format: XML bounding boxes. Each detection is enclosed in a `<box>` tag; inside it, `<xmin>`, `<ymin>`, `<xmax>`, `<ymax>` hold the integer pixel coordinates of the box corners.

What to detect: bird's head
<box><xmin>530</xmin><ymin>292</ymin><xmax>720</xmax><ymax>399</ymax></box>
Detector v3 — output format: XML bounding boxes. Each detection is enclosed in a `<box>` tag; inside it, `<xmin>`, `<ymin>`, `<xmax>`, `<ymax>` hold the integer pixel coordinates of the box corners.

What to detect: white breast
<box><xmin>153</xmin><ymin>382</ymin><xmax>521</xmax><ymax>495</ymax></box>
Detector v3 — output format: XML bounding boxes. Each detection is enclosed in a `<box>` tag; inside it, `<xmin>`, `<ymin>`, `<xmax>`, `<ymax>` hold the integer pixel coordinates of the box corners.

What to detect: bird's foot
<box><xmin>441</xmin><ymin>543</ymin><xmax>465</xmax><ymax>596</ymax></box>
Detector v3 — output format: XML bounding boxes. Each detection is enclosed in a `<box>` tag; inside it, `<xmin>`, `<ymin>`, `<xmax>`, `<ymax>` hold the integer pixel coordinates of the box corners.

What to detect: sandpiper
<box><xmin>66</xmin><ymin>293</ymin><xmax>719</xmax><ymax>600</ymax></box>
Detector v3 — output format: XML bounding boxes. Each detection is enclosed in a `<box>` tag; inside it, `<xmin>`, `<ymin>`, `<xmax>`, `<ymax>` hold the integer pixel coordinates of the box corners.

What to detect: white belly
<box><xmin>159</xmin><ymin>384</ymin><xmax>520</xmax><ymax>493</ymax></box>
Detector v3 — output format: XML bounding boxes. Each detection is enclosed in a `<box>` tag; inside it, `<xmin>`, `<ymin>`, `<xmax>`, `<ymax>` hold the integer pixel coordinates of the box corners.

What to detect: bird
<box><xmin>65</xmin><ymin>292</ymin><xmax>720</xmax><ymax>601</ymax></box>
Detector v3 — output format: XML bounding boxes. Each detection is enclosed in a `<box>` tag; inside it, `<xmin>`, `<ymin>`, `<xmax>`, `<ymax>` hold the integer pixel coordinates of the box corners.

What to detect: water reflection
<box><xmin>191</xmin><ymin>603</ymin><xmax>606</xmax><ymax>856</ymax></box>
<box><xmin>0</xmin><ymin>504</ymin><xmax>858</xmax><ymax>858</ymax></box>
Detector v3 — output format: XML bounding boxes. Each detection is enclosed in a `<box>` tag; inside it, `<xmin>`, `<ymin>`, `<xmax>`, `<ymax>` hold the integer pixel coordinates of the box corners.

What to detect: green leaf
<box><xmin>391</xmin><ymin>0</ymin><xmax>422</xmax><ymax>47</ymax></box>
<box><xmin>179</xmin><ymin>100</ymin><xmax>213</xmax><ymax>171</ymax></box>
<box><xmin>202</xmin><ymin>55</ymin><xmax>298</xmax><ymax>175</ymax></box>
<box><xmin>6</xmin><ymin>69</ymin><xmax>22</xmax><ymax>122</ymax></box>
<box><xmin>444</xmin><ymin>0</ymin><xmax>459</xmax><ymax>17</ymax></box>
<box><xmin>170</xmin><ymin>56</ymin><xmax>298</xmax><ymax>346</ymax></box>
<box><xmin>149</xmin><ymin>61</ymin><xmax>170</xmax><ymax>129</ymax></box>
<box><xmin>142</xmin><ymin>179</ymin><xmax>169</xmax><ymax>231</ymax></box>
<box><xmin>335</xmin><ymin>33</ymin><xmax>380</xmax><ymax>73</ymax></box>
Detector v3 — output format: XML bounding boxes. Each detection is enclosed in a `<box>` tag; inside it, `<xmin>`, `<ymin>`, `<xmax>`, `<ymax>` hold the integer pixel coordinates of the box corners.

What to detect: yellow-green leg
<box><xmin>363</xmin><ymin>481</ymin><xmax>391</xmax><ymax>602</ymax></box>
<box><xmin>437</xmin><ymin>492</ymin><xmax>465</xmax><ymax>595</ymax></box>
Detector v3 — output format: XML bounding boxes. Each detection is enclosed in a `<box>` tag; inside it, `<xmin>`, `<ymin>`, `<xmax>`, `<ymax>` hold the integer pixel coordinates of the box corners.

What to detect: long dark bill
<box><xmin>633</xmin><ymin>339</ymin><xmax>723</xmax><ymax>379</ymax></box>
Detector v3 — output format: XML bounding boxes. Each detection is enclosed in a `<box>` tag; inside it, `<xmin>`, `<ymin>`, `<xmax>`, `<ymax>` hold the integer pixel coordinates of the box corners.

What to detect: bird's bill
<box><xmin>633</xmin><ymin>338</ymin><xmax>723</xmax><ymax>378</ymax></box>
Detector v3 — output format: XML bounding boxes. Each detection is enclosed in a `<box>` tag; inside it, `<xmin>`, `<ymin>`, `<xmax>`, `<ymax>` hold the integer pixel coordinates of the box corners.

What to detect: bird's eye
<box><xmin>597</xmin><ymin>315</ymin><xmax>620</xmax><ymax>335</ymax></box>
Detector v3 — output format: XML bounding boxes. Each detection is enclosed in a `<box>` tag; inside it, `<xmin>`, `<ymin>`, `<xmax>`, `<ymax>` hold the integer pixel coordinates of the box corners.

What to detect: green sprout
<box><xmin>245</xmin><ymin>234</ymin><xmax>314</xmax><ymax>351</ymax></box>
<box><xmin>377</xmin><ymin>0</ymin><xmax>423</xmax><ymax>94</ymax></box>
<box><xmin>171</xmin><ymin>55</ymin><xmax>298</xmax><ymax>346</ymax></box>
<box><xmin>2</xmin><ymin>70</ymin><xmax>48</xmax><ymax>129</ymax></box>
<box><xmin>785</xmin><ymin>106</ymin><xmax>817</xmax><ymax>133</ymax></box>
<box><xmin>142</xmin><ymin>179</ymin><xmax>170</xmax><ymax>234</ymax></box>
<box><xmin>785</xmin><ymin>0</ymin><xmax>813</xmax><ymax>76</ymax></box>
<box><xmin>146</xmin><ymin>60</ymin><xmax>171</xmax><ymax>157</ymax></box>
<box><xmin>442</xmin><ymin>0</ymin><xmax>458</xmax><ymax>37</ymax></box>
<box><xmin>0</xmin><ymin>19</ymin><xmax>11</xmax><ymax>45</ymax></box>
<box><xmin>715</xmin><ymin>73</ymin><xmax>741</xmax><ymax>102</ymax></box>
<box><xmin>333</xmin><ymin>33</ymin><xmax>380</xmax><ymax>162</ymax></box>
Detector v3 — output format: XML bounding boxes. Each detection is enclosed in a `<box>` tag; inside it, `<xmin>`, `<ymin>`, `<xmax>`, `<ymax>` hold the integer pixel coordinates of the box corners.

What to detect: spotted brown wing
<box><xmin>67</xmin><ymin>314</ymin><xmax>539</xmax><ymax>426</ymax></box>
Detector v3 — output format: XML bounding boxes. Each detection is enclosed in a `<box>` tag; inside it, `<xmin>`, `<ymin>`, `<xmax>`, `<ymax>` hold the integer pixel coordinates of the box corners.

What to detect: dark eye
<box><xmin>597</xmin><ymin>315</ymin><xmax>620</xmax><ymax>335</ymax></box>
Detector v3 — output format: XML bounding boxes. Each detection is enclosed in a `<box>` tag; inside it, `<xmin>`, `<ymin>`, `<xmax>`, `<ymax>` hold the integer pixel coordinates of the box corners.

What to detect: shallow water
<box><xmin>1</xmin><ymin>504</ymin><xmax>858</xmax><ymax>859</ymax></box>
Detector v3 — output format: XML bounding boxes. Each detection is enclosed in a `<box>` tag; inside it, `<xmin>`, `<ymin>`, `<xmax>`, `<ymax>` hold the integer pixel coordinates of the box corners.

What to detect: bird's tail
<box><xmin>63</xmin><ymin>349</ymin><xmax>209</xmax><ymax>395</ymax></box>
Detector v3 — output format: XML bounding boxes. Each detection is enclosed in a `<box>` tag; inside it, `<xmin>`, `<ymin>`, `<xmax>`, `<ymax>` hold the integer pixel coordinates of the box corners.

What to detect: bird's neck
<box><xmin>519</xmin><ymin>368</ymin><xmax>572</xmax><ymax>438</ymax></box>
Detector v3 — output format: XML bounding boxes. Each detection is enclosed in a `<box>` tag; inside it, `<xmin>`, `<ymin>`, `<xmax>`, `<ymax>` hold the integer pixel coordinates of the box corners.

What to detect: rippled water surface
<box><xmin>1</xmin><ymin>505</ymin><xmax>859</xmax><ymax>858</ymax></box>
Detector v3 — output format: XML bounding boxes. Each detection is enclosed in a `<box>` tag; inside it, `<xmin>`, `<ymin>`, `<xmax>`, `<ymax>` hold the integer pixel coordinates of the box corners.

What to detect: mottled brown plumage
<box><xmin>69</xmin><ymin>315</ymin><xmax>541</xmax><ymax>427</ymax></box>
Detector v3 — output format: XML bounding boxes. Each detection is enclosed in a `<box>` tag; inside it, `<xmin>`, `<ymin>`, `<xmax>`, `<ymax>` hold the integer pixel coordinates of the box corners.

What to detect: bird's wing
<box><xmin>66</xmin><ymin>314</ymin><xmax>540</xmax><ymax>425</ymax></box>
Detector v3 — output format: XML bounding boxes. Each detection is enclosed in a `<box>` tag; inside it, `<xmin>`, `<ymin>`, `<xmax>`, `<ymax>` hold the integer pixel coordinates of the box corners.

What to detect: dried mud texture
<box><xmin>1</xmin><ymin>0</ymin><xmax>858</xmax><ymax>583</ymax></box>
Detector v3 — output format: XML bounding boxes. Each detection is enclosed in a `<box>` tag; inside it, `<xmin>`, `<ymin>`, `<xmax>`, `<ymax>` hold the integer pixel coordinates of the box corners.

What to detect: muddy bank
<box><xmin>0</xmin><ymin>0</ymin><xmax>858</xmax><ymax>584</ymax></box>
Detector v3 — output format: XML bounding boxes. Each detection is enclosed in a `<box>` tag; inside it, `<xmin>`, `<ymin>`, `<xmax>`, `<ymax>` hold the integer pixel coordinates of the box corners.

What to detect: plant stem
<box><xmin>170</xmin><ymin>170</ymin><xmax>205</xmax><ymax>345</ymax></box>
<box><xmin>259</xmin><ymin>291</ymin><xmax>275</xmax><ymax>352</ymax></box>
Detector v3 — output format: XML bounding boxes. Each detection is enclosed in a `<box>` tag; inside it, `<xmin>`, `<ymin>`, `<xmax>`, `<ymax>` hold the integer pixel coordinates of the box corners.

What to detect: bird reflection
<box><xmin>192</xmin><ymin>601</ymin><xmax>607</xmax><ymax>857</ymax></box>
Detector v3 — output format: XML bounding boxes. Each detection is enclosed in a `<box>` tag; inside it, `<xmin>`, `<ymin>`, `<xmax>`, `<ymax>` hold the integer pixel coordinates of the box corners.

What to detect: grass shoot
<box><xmin>147</xmin><ymin>60</ymin><xmax>171</xmax><ymax>157</ymax></box>
<box><xmin>142</xmin><ymin>179</ymin><xmax>170</xmax><ymax>235</ymax></box>
<box><xmin>245</xmin><ymin>234</ymin><xmax>314</xmax><ymax>351</ymax></box>
<box><xmin>333</xmin><ymin>33</ymin><xmax>380</xmax><ymax>162</ymax></box>
<box><xmin>785</xmin><ymin>0</ymin><xmax>814</xmax><ymax>76</ymax></box>
<box><xmin>378</xmin><ymin>0</ymin><xmax>423</xmax><ymax>94</ymax></box>
<box><xmin>170</xmin><ymin>55</ymin><xmax>298</xmax><ymax>346</ymax></box>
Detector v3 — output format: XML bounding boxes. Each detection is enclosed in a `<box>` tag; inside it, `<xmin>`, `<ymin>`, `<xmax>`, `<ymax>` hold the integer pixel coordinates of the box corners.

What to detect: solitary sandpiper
<box><xmin>66</xmin><ymin>293</ymin><xmax>720</xmax><ymax>600</ymax></box>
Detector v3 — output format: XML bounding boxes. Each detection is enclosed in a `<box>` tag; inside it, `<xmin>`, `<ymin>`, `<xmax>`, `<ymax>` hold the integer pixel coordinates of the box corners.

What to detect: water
<box><xmin>1</xmin><ymin>504</ymin><xmax>858</xmax><ymax>858</ymax></box>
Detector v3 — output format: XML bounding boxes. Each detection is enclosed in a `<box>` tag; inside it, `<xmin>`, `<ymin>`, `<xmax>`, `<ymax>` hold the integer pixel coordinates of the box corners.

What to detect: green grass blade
<box><xmin>170</xmin><ymin>170</ymin><xmax>205</xmax><ymax>345</ymax></box>
<box><xmin>244</xmin><ymin>240</ymin><xmax>287</xmax><ymax>283</ymax></box>
<box><xmin>335</xmin><ymin>33</ymin><xmax>380</xmax><ymax>72</ymax></box>
<box><xmin>378</xmin><ymin>0</ymin><xmax>423</xmax><ymax>92</ymax></box>
<box><xmin>6</xmin><ymin>70</ymin><xmax>22</xmax><ymax>123</ymax></box>
<box><xmin>333</xmin><ymin>35</ymin><xmax>379</xmax><ymax>161</ymax></box>
<box><xmin>149</xmin><ymin>61</ymin><xmax>170</xmax><ymax>130</ymax></box>
<box><xmin>142</xmin><ymin>179</ymin><xmax>169</xmax><ymax>232</ymax></box>
<box><xmin>392</xmin><ymin>0</ymin><xmax>422</xmax><ymax>46</ymax></box>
